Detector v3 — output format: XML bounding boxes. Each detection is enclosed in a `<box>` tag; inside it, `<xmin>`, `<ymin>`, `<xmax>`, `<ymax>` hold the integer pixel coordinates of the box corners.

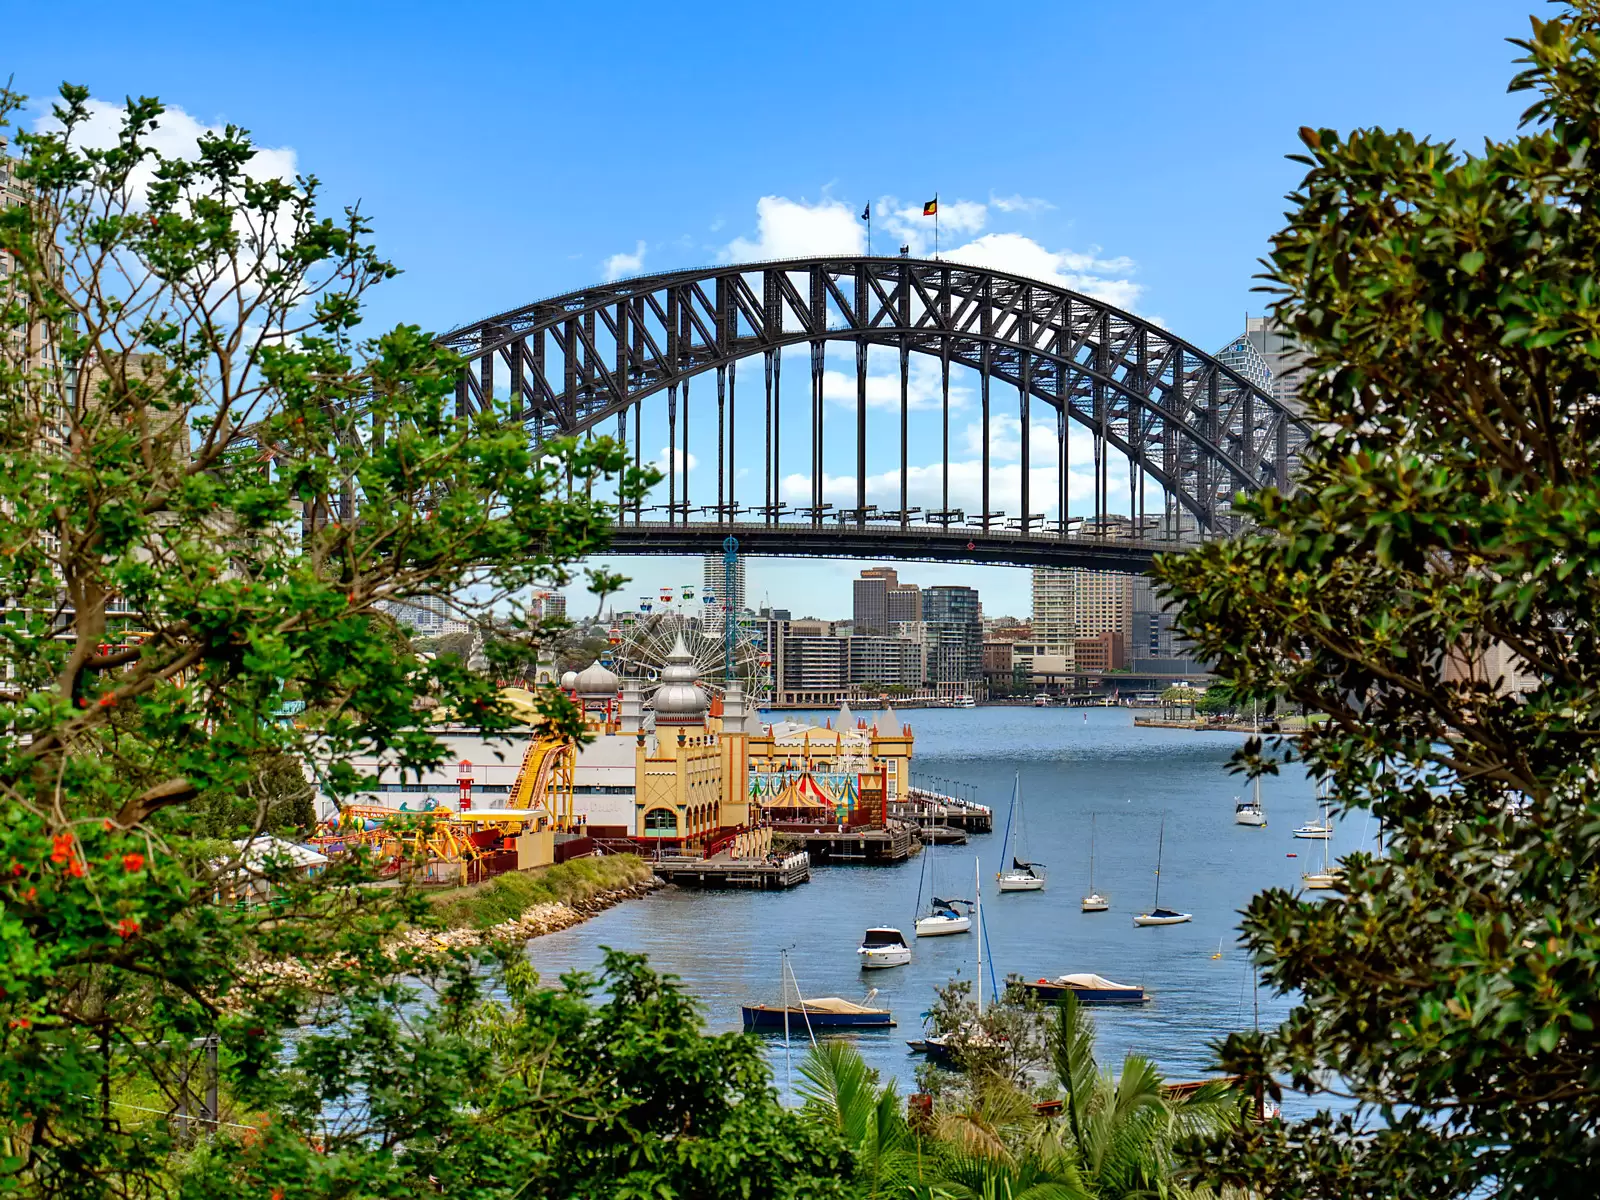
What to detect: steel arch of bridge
<box><xmin>440</xmin><ymin>256</ymin><xmax>1309</xmax><ymax>552</ymax></box>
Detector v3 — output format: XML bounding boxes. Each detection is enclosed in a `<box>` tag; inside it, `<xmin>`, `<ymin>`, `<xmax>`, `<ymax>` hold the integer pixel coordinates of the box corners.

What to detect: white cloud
<box><xmin>38</xmin><ymin>98</ymin><xmax>297</xmax><ymax>203</ymax></box>
<box><xmin>819</xmin><ymin>352</ymin><xmax>972</xmax><ymax>414</ymax></box>
<box><xmin>655</xmin><ymin>448</ymin><xmax>700</xmax><ymax>472</ymax></box>
<box><xmin>989</xmin><ymin>192</ymin><xmax>1054</xmax><ymax>215</ymax></box>
<box><xmin>602</xmin><ymin>240</ymin><xmax>646</xmax><ymax>281</ymax></box>
<box><xmin>725</xmin><ymin>195</ymin><xmax>864</xmax><ymax>261</ymax></box>
<box><xmin>941</xmin><ymin>232</ymin><xmax>1142</xmax><ymax>311</ymax></box>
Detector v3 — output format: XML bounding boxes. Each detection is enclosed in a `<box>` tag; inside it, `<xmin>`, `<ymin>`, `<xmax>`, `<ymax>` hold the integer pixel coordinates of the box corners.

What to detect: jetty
<box><xmin>892</xmin><ymin>787</ymin><xmax>993</xmax><ymax>834</ymax></box>
<box><xmin>651</xmin><ymin>851</ymin><xmax>812</xmax><ymax>890</ymax></box>
<box><xmin>772</xmin><ymin>821</ymin><xmax>917</xmax><ymax>864</ymax></box>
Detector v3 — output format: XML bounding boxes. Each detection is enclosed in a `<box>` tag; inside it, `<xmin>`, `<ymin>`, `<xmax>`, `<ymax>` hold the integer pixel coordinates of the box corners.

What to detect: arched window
<box><xmin>643</xmin><ymin>808</ymin><xmax>677</xmax><ymax>834</ymax></box>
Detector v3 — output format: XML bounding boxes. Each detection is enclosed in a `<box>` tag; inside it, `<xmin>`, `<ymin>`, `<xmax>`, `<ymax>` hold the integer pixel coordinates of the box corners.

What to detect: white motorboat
<box><xmin>996</xmin><ymin>773</ymin><xmax>1045</xmax><ymax>892</ymax></box>
<box><xmin>858</xmin><ymin>926</ymin><xmax>912</xmax><ymax>968</ymax></box>
<box><xmin>951</xmin><ymin>695</ymin><xmax>976</xmax><ymax>708</ymax></box>
<box><xmin>1082</xmin><ymin>813</ymin><xmax>1109</xmax><ymax>911</ymax></box>
<box><xmin>1134</xmin><ymin>813</ymin><xmax>1192</xmax><ymax>927</ymax></box>
<box><xmin>1033</xmin><ymin>693</ymin><xmax>1051</xmax><ymax>707</ymax></box>
<box><xmin>915</xmin><ymin>900</ymin><xmax>972</xmax><ymax>937</ymax></box>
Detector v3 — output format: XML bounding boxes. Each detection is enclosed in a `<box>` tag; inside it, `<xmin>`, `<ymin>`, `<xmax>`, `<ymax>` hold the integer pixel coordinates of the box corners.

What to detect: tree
<box><xmin>798</xmin><ymin>1041</ymin><xmax>920</xmax><ymax>1200</ymax></box>
<box><xmin>0</xmin><ymin>83</ymin><xmax>655</xmax><ymax>1196</ymax></box>
<box><xmin>1155</xmin><ymin>6</ymin><xmax>1600</xmax><ymax>1194</ymax></box>
<box><xmin>1046</xmin><ymin>995</ymin><xmax>1238</xmax><ymax>1200</ymax></box>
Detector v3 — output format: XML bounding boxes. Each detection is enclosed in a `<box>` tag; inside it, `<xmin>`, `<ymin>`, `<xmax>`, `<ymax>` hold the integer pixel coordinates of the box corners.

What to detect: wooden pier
<box><xmin>892</xmin><ymin>792</ymin><xmax>994</xmax><ymax>834</ymax></box>
<box><xmin>652</xmin><ymin>851</ymin><xmax>811</xmax><ymax>890</ymax></box>
<box><xmin>774</xmin><ymin>822</ymin><xmax>917</xmax><ymax>864</ymax></box>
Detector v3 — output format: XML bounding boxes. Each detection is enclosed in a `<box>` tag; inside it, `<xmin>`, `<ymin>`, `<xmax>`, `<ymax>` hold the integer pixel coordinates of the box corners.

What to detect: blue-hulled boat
<box><xmin>742</xmin><ymin>994</ymin><xmax>895</xmax><ymax>1031</ymax></box>
<box><xmin>1022</xmin><ymin>973</ymin><xmax>1149</xmax><ymax>1005</ymax></box>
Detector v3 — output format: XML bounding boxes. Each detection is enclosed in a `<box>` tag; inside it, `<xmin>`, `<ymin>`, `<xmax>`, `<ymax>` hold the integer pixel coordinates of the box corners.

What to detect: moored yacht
<box><xmin>914</xmin><ymin>898</ymin><xmax>972</xmax><ymax>937</ymax></box>
<box><xmin>857</xmin><ymin>927</ymin><xmax>912</xmax><ymax>968</ymax></box>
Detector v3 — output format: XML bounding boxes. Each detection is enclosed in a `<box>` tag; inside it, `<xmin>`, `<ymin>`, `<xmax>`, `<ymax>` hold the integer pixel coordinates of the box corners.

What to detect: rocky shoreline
<box><xmin>395</xmin><ymin>875</ymin><xmax>664</xmax><ymax>955</ymax></box>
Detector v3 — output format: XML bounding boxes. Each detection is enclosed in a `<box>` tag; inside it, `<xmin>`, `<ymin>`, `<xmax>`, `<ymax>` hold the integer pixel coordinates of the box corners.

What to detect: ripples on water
<box><xmin>524</xmin><ymin>707</ymin><xmax>1362</xmax><ymax>1102</ymax></box>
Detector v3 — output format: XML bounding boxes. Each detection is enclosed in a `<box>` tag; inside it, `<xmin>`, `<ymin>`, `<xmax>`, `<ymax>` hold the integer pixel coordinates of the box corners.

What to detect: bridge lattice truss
<box><xmin>440</xmin><ymin>257</ymin><xmax>1308</xmax><ymax>567</ymax></box>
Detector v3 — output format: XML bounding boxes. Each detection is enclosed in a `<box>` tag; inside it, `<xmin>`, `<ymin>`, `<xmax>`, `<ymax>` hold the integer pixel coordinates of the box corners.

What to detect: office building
<box><xmin>1074</xmin><ymin>631</ymin><xmax>1127</xmax><ymax>675</ymax></box>
<box><xmin>853</xmin><ymin>567</ymin><xmax>920</xmax><ymax>635</ymax></box>
<box><xmin>702</xmin><ymin>552</ymin><xmax>747</xmax><ymax>614</ymax></box>
<box><xmin>923</xmin><ymin>585</ymin><xmax>982</xmax><ymax>689</ymax></box>
<box><xmin>1218</xmin><ymin>317</ymin><xmax>1307</xmax><ymax>414</ymax></box>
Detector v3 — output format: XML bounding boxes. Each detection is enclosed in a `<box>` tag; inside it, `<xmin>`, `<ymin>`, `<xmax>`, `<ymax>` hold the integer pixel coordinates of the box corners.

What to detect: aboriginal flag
<box><xmin>923</xmin><ymin>198</ymin><xmax>938</xmax><ymax>216</ymax></box>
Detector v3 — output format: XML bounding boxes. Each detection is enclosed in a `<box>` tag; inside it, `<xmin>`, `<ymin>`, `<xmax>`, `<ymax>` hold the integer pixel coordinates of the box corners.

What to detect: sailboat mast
<box><xmin>1153</xmin><ymin>814</ymin><xmax>1165</xmax><ymax>908</ymax></box>
<box><xmin>1089</xmin><ymin>813</ymin><xmax>1096</xmax><ymax>892</ymax></box>
<box><xmin>975</xmin><ymin>857</ymin><xmax>983</xmax><ymax>1015</ymax></box>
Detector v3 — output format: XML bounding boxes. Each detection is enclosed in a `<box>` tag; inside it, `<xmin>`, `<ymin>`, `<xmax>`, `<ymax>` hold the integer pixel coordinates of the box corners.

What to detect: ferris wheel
<box><xmin>609</xmin><ymin>604</ymin><xmax>771</xmax><ymax>702</ymax></box>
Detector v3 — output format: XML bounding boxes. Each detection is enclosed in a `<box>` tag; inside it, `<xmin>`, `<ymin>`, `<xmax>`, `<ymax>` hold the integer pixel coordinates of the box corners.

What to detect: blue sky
<box><xmin>9</xmin><ymin>0</ymin><xmax>1531</xmax><ymax>620</ymax></box>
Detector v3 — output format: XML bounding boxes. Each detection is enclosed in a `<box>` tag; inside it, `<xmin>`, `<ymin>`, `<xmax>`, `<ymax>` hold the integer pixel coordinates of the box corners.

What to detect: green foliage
<box><xmin>1155</xmin><ymin>5</ymin><xmax>1600</xmax><ymax>1194</ymax></box>
<box><xmin>1046</xmin><ymin>996</ymin><xmax>1238</xmax><ymax>1200</ymax></box>
<box><xmin>798</xmin><ymin>1042</ymin><xmax>920</xmax><ymax>1200</ymax></box>
<box><xmin>0</xmin><ymin>81</ymin><xmax>657</xmax><ymax>1197</ymax></box>
<box><xmin>179</xmin><ymin>950</ymin><xmax>851</xmax><ymax>1199</ymax></box>
<box><xmin>428</xmin><ymin>853</ymin><xmax>651</xmax><ymax>929</ymax></box>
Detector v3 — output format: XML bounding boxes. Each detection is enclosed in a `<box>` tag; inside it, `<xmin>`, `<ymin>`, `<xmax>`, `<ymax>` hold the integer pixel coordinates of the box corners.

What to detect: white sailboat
<box><xmin>1234</xmin><ymin>773</ymin><xmax>1266</xmax><ymax>827</ymax></box>
<box><xmin>914</xmin><ymin>831</ymin><xmax>972</xmax><ymax>936</ymax></box>
<box><xmin>1302</xmin><ymin>809</ymin><xmax>1342</xmax><ymax>890</ymax></box>
<box><xmin>1294</xmin><ymin>782</ymin><xmax>1333</xmax><ymax>839</ymax></box>
<box><xmin>1133</xmin><ymin>812</ymin><xmax>1192</xmax><ymax>926</ymax></box>
<box><xmin>1081</xmin><ymin>813</ymin><xmax>1109</xmax><ymax>912</ymax></box>
<box><xmin>996</xmin><ymin>772</ymin><xmax>1045</xmax><ymax>892</ymax></box>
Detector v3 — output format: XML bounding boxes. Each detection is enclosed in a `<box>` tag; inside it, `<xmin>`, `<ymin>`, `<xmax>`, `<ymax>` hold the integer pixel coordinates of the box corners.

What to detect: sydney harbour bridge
<box><xmin>440</xmin><ymin>256</ymin><xmax>1309</xmax><ymax>571</ymax></box>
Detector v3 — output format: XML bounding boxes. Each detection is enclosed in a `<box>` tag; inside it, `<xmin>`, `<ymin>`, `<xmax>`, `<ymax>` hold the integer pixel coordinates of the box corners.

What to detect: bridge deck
<box><xmin>604</xmin><ymin>521</ymin><xmax>1197</xmax><ymax>570</ymax></box>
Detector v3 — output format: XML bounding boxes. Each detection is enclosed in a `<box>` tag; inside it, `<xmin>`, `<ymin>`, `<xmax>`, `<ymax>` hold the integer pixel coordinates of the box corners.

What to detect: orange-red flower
<box><xmin>122</xmin><ymin>853</ymin><xmax>145</xmax><ymax>873</ymax></box>
<box><xmin>68</xmin><ymin>860</ymin><xmax>84</xmax><ymax>878</ymax></box>
<box><xmin>115</xmin><ymin>918</ymin><xmax>139</xmax><ymax>939</ymax></box>
<box><xmin>50</xmin><ymin>834</ymin><xmax>73</xmax><ymax>864</ymax></box>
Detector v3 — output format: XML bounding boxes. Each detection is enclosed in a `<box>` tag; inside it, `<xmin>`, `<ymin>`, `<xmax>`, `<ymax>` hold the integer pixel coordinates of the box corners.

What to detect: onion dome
<box><xmin>574</xmin><ymin>660</ymin><xmax>620</xmax><ymax>699</ymax></box>
<box><xmin>560</xmin><ymin>670</ymin><xmax>579</xmax><ymax>691</ymax></box>
<box><xmin>653</xmin><ymin>633</ymin><xmax>709</xmax><ymax>725</ymax></box>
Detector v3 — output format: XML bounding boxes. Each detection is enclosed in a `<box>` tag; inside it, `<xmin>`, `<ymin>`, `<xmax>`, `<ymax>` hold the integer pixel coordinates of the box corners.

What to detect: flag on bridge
<box><xmin>860</xmin><ymin>202</ymin><xmax>870</xmax><ymax>221</ymax></box>
<box><xmin>922</xmin><ymin>198</ymin><xmax>938</xmax><ymax>216</ymax></box>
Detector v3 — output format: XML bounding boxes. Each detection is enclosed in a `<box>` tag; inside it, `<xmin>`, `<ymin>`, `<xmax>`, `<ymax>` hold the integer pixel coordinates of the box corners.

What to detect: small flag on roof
<box><xmin>860</xmin><ymin>202</ymin><xmax>870</xmax><ymax>221</ymax></box>
<box><xmin>923</xmin><ymin>198</ymin><xmax>938</xmax><ymax>216</ymax></box>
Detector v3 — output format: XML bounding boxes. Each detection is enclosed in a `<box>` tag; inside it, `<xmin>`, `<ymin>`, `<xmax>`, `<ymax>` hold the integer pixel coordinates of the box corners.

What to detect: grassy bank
<box><xmin>429</xmin><ymin>854</ymin><xmax>653</xmax><ymax>930</ymax></box>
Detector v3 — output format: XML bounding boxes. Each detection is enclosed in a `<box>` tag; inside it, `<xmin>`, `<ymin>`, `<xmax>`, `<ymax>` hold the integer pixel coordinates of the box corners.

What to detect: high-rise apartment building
<box><xmin>1031</xmin><ymin>568</ymin><xmax>1135</xmax><ymax>651</ymax></box>
<box><xmin>853</xmin><ymin>567</ymin><xmax>920</xmax><ymax>634</ymax></box>
<box><xmin>702</xmin><ymin>552</ymin><xmax>747</xmax><ymax>614</ymax></box>
<box><xmin>923</xmin><ymin>585</ymin><xmax>982</xmax><ymax>688</ymax></box>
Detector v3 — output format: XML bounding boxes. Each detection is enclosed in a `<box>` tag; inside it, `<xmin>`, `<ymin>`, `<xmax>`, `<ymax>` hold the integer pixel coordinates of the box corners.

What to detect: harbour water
<box><xmin>523</xmin><ymin>706</ymin><xmax>1360</xmax><ymax>1099</ymax></box>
